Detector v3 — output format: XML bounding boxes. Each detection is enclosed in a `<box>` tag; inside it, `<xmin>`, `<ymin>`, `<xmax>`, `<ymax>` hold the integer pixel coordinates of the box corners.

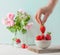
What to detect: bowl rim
<box><xmin>35</xmin><ymin>40</ymin><xmax>51</xmax><ymax>42</ymax></box>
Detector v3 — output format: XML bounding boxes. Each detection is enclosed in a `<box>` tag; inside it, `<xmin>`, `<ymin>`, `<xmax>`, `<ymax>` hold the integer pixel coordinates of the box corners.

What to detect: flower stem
<box><xmin>14</xmin><ymin>32</ymin><xmax>17</xmax><ymax>37</ymax></box>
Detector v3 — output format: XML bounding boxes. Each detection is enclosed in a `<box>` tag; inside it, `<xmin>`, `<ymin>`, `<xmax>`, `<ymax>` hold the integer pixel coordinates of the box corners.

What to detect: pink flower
<box><xmin>25</xmin><ymin>22</ymin><xmax>33</xmax><ymax>30</ymax></box>
<box><xmin>7</xmin><ymin>13</ymin><xmax>15</xmax><ymax>20</ymax></box>
<box><xmin>3</xmin><ymin>19</ymin><xmax>14</xmax><ymax>27</ymax></box>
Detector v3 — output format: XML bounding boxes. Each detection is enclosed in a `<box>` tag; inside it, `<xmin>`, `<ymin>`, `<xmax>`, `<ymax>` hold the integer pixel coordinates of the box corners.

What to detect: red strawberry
<box><xmin>21</xmin><ymin>44</ymin><xmax>28</xmax><ymax>49</ymax></box>
<box><xmin>36</xmin><ymin>35</ymin><xmax>44</xmax><ymax>40</ymax></box>
<box><xmin>41</xmin><ymin>34</ymin><xmax>45</xmax><ymax>40</ymax></box>
<box><xmin>40</xmin><ymin>25</ymin><xmax>46</xmax><ymax>33</ymax></box>
<box><xmin>16</xmin><ymin>38</ymin><xmax>21</xmax><ymax>44</ymax></box>
<box><xmin>46</xmin><ymin>32</ymin><xmax>51</xmax><ymax>40</ymax></box>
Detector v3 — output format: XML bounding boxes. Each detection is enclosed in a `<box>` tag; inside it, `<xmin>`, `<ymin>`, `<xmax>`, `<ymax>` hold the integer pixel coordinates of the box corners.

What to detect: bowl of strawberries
<box><xmin>35</xmin><ymin>25</ymin><xmax>51</xmax><ymax>49</ymax></box>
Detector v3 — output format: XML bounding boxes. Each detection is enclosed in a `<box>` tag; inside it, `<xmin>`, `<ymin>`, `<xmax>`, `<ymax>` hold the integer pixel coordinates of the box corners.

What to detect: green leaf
<box><xmin>24</xmin><ymin>22</ymin><xmax>28</xmax><ymax>26</ymax></box>
<box><xmin>7</xmin><ymin>26</ymin><xmax>17</xmax><ymax>33</ymax></box>
<box><xmin>15</xmin><ymin>16</ymin><xmax>21</xmax><ymax>23</ymax></box>
<box><xmin>17</xmin><ymin>26</ymin><xmax>21</xmax><ymax>31</ymax></box>
<box><xmin>22</xmin><ymin>29</ymin><xmax>27</xmax><ymax>34</ymax></box>
<box><xmin>24</xmin><ymin>17</ymin><xmax>30</xmax><ymax>22</ymax></box>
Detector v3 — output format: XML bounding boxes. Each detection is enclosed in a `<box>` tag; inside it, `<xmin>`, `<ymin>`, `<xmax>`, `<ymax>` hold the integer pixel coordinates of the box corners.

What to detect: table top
<box><xmin>28</xmin><ymin>45</ymin><xmax>60</xmax><ymax>53</ymax></box>
<box><xmin>0</xmin><ymin>44</ymin><xmax>60</xmax><ymax>55</ymax></box>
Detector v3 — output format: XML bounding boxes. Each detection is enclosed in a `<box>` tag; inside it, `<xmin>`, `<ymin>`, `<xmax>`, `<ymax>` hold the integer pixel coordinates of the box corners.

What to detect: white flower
<box><xmin>20</xmin><ymin>15</ymin><xmax>27</xmax><ymax>18</ymax></box>
<box><xmin>18</xmin><ymin>9</ymin><xmax>26</xmax><ymax>14</ymax></box>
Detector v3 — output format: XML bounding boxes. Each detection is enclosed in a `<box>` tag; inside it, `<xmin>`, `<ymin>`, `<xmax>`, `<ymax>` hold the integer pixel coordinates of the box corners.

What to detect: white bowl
<box><xmin>35</xmin><ymin>40</ymin><xmax>51</xmax><ymax>49</ymax></box>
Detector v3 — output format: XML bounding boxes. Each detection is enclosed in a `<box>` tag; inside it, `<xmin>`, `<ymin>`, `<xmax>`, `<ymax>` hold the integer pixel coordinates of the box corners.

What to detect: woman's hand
<box><xmin>35</xmin><ymin>0</ymin><xmax>58</xmax><ymax>25</ymax></box>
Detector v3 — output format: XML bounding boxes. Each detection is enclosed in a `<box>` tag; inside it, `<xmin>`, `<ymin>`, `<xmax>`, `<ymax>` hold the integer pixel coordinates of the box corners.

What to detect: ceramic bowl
<box><xmin>35</xmin><ymin>40</ymin><xmax>51</xmax><ymax>49</ymax></box>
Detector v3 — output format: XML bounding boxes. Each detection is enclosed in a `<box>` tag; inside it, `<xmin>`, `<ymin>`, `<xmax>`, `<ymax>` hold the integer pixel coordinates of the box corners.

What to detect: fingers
<box><xmin>42</xmin><ymin>13</ymin><xmax>49</xmax><ymax>24</ymax></box>
<box><xmin>35</xmin><ymin>12</ymin><xmax>40</xmax><ymax>24</ymax></box>
<box><xmin>35</xmin><ymin>9</ymin><xmax>42</xmax><ymax>25</ymax></box>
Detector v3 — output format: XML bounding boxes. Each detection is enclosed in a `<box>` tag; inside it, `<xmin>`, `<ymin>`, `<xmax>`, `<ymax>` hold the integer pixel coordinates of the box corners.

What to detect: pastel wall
<box><xmin>0</xmin><ymin>0</ymin><xmax>60</xmax><ymax>45</ymax></box>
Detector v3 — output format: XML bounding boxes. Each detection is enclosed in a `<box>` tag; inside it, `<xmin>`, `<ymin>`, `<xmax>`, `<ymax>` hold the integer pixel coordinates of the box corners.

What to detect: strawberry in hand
<box><xmin>40</xmin><ymin>25</ymin><xmax>46</xmax><ymax>33</ymax></box>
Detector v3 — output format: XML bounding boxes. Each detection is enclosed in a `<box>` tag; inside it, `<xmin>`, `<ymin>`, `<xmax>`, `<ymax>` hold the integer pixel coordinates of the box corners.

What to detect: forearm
<box><xmin>42</xmin><ymin>0</ymin><xmax>58</xmax><ymax>24</ymax></box>
<box><xmin>45</xmin><ymin>0</ymin><xmax>58</xmax><ymax>13</ymax></box>
<box><xmin>50</xmin><ymin>0</ymin><xmax>58</xmax><ymax>3</ymax></box>
<box><xmin>48</xmin><ymin>0</ymin><xmax>58</xmax><ymax>9</ymax></box>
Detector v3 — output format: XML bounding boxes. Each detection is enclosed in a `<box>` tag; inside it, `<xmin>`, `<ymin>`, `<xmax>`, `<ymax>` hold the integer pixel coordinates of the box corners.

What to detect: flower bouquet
<box><xmin>2</xmin><ymin>9</ymin><xmax>33</xmax><ymax>47</ymax></box>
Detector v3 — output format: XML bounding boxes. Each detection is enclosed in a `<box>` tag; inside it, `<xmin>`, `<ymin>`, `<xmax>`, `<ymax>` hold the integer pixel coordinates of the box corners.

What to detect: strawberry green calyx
<box><xmin>47</xmin><ymin>32</ymin><xmax>51</xmax><ymax>35</ymax></box>
<box><xmin>40</xmin><ymin>23</ymin><xmax>44</xmax><ymax>26</ymax></box>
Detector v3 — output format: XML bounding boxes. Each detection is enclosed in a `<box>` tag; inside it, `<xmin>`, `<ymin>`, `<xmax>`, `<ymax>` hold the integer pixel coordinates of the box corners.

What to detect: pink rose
<box><xmin>3</xmin><ymin>19</ymin><xmax>14</xmax><ymax>27</ymax></box>
<box><xmin>25</xmin><ymin>22</ymin><xmax>33</xmax><ymax>30</ymax></box>
<box><xmin>7</xmin><ymin>13</ymin><xmax>15</xmax><ymax>20</ymax></box>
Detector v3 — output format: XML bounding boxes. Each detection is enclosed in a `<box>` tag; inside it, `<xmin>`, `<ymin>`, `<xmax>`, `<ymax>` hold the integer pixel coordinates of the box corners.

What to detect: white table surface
<box><xmin>0</xmin><ymin>44</ymin><xmax>60</xmax><ymax>55</ymax></box>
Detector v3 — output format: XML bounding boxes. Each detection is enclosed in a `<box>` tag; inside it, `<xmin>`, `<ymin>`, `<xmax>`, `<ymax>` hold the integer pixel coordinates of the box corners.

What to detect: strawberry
<box><xmin>46</xmin><ymin>32</ymin><xmax>51</xmax><ymax>40</ymax></box>
<box><xmin>36</xmin><ymin>35</ymin><xmax>44</xmax><ymax>40</ymax></box>
<box><xmin>40</xmin><ymin>25</ymin><xmax>46</xmax><ymax>33</ymax></box>
<box><xmin>41</xmin><ymin>34</ymin><xmax>45</xmax><ymax>40</ymax></box>
<box><xmin>16</xmin><ymin>38</ymin><xmax>21</xmax><ymax>44</ymax></box>
<box><xmin>21</xmin><ymin>44</ymin><xmax>28</xmax><ymax>49</ymax></box>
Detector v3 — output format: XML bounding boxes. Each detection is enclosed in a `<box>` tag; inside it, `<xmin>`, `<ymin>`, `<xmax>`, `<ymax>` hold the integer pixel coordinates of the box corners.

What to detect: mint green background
<box><xmin>0</xmin><ymin>0</ymin><xmax>60</xmax><ymax>45</ymax></box>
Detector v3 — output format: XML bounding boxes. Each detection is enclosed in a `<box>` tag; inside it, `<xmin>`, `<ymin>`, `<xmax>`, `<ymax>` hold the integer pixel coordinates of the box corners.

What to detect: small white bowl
<box><xmin>35</xmin><ymin>40</ymin><xmax>51</xmax><ymax>49</ymax></box>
